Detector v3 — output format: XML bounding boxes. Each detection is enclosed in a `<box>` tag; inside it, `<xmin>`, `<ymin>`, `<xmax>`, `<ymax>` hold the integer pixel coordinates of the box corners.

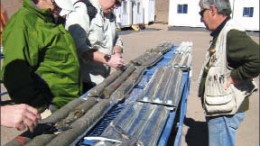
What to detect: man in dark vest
<box><xmin>198</xmin><ymin>0</ymin><xmax>259</xmax><ymax>146</ymax></box>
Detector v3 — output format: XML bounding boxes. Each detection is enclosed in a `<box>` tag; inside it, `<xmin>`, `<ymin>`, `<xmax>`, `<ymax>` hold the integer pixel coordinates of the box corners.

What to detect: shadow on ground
<box><xmin>184</xmin><ymin>117</ymin><xmax>208</xmax><ymax>146</ymax></box>
<box><xmin>118</xmin><ymin>27</ymin><xmax>161</xmax><ymax>35</ymax></box>
<box><xmin>168</xmin><ymin>26</ymin><xmax>259</xmax><ymax>37</ymax></box>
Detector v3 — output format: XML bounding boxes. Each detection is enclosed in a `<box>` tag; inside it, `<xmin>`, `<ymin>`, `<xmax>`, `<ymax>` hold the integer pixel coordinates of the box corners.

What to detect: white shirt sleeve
<box><xmin>115</xmin><ymin>35</ymin><xmax>124</xmax><ymax>51</ymax></box>
<box><xmin>65</xmin><ymin>2</ymin><xmax>91</xmax><ymax>57</ymax></box>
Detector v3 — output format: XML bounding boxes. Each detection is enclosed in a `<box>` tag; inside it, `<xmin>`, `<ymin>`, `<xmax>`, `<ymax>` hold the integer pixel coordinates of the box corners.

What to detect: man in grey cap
<box><xmin>1</xmin><ymin>0</ymin><xmax>82</xmax><ymax>115</ymax></box>
<box><xmin>63</xmin><ymin>0</ymin><xmax>125</xmax><ymax>92</ymax></box>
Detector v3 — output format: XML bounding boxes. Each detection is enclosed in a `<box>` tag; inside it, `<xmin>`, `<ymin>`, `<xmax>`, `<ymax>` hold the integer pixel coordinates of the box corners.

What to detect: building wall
<box><xmin>155</xmin><ymin>0</ymin><xmax>169</xmax><ymax>23</ymax></box>
<box><xmin>142</xmin><ymin>0</ymin><xmax>156</xmax><ymax>24</ymax></box>
<box><xmin>1</xmin><ymin>0</ymin><xmax>22</xmax><ymax>19</ymax></box>
<box><xmin>168</xmin><ymin>0</ymin><xmax>204</xmax><ymax>27</ymax></box>
<box><xmin>2</xmin><ymin>0</ymin><xmax>258</xmax><ymax>31</ymax></box>
<box><xmin>232</xmin><ymin>0</ymin><xmax>259</xmax><ymax>31</ymax></box>
<box><xmin>168</xmin><ymin>0</ymin><xmax>259</xmax><ymax>31</ymax></box>
<box><xmin>114</xmin><ymin>0</ymin><xmax>133</xmax><ymax>27</ymax></box>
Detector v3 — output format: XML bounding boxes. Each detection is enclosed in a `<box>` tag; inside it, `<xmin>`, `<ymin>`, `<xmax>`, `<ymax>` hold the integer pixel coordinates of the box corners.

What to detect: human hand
<box><xmin>107</xmin><ymin>53</ymin><xmax>125</xmax><ymax>68</ymax></box>
<box><xmin>224</xmin><ymin>76</ymin><xmax>239</xmax><ymax>90</ymax></box>
<box><xmin>114</xmin><ymin>52</ymin><xmax>123</xmax><ymax>58</ymax></box>
<box><xmin>1</xmin><ymin>104</ymin><xmax>41</xmax><ymax>132</ymax></box>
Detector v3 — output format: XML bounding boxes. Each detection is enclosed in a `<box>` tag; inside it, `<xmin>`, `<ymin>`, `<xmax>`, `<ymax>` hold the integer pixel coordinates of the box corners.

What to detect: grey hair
<box><xmin>199</xmin><ymin>0</ymin><xmax>232</xmax><ymax>16</ymax></box>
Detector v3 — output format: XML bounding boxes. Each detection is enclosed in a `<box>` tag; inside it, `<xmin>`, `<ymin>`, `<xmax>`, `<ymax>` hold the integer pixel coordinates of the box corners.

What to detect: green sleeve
<box><xmin>227</xmin><ymin>30</ymin><xmax>260</xmax><ymax>81</ymax></box>
<box><xmin>2</xmin><ymin>20</ymin><xmax>51</xmax><ymax>110</ymax></box>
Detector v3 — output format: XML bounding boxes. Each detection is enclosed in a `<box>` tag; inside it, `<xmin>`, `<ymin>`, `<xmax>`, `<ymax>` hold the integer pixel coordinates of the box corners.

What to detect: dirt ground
<box><xmin>1</xmin><ymin>23</ymin><xmax>259</xmax><ymax>146</ymax></box>
<box><xmin>120</xmin><ymin>24</ymin><xmax>260</xmax><ymax>146</ymax></box>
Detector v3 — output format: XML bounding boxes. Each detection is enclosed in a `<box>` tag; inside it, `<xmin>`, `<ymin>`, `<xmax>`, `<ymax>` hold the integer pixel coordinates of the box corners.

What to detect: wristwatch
<box><xmin>104</xmin><ymin>54</ymin><xmax>111</xmax><ymax>62</ymax></box>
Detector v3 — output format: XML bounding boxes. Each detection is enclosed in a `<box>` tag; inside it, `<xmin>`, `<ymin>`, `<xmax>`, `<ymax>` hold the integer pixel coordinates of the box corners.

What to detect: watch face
<box><xmin>104</xmin><ymin>54</ymin><xmax>111</xmax><ymax>62</ymax></box>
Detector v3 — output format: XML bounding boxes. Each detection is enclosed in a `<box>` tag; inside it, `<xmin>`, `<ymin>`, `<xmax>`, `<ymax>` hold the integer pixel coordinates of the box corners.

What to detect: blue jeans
<box><xmin>206</xmin><ymin>112</ymin><xmax>245</xmax><ymax>146</ymax></box>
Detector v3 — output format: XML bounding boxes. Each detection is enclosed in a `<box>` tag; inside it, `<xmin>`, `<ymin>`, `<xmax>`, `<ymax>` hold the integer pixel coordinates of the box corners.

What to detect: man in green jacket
<box><xmin>1</xmin><ymin>0</ymin><xmax>82</xmax><ymax>112</ymax></box>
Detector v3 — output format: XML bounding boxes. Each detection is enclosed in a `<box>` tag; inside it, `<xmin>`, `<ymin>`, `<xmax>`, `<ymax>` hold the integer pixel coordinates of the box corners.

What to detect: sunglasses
<box><xmin>50</xmin><ymin>0</ymin><xmax>61</xmax><ymax>14</ymax></box>
<box><xmin>199</xmin><ymin>9</ymin><xmax>208</xmax><ymax>17</ymax></box>
<box><xmin>50</xmin><ymin>0</ymin><xmax>58</xmax><ymax>7</ymax></box>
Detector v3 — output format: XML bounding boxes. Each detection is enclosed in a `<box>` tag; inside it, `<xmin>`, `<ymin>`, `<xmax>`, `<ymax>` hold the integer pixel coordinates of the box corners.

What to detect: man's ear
<box><xmin>209</xmin><ymin>5</ymin><xmax>217</xmax><ymax>16</ymax></box>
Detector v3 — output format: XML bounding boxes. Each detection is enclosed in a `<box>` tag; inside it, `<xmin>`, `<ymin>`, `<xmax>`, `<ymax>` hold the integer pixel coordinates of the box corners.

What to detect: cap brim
<box><xmin>55</xmin><ymin>0</ymin><xmax>75</xmax><ymax>11</ymax></box>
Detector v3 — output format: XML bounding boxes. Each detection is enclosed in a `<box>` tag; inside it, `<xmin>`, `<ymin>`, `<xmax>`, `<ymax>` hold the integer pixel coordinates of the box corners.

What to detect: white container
<box><xmin>168</xmin><ymin>0</ymin><xmax>204</xmax><ymax>28</ymax></box>
<box><xmin>168</xmin><ymin>0</ymin><xmax>259</xmax><ymax>31</ymax></box>
<box><xmin>114</xmin><ymin>0</ymin><xmax>133</xmax><ymax>28</ymax></box>
<box><xmin>142</xmin><ymin>0</ymin><xmax>155</xmax><ymax>24</ymax></box>
<box><xmin>132</xmin><ymin>0</ymin><xmax>144</xmax><ymax>25</ymax></box>
<box><xmin>231</xmin><ymin>0</ymin><xmax>259</xmax><ymax>31</ymax></box>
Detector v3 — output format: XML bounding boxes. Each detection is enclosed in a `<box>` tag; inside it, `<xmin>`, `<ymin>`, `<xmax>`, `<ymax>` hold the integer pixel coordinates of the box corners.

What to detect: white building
<box><xmin>142</xmin><ymin>0</ymin><xmax>156</xmax><ymax>24</ymax></box>
<box><xmin>168</xmin><ymin>0</ymin><xmax>204</xmax><ymax>28</ymax></box>
<box><xmin>114</xmin><ymin>0</ymin><xmax>157</xmax><ymax>28</ymax></box>
<box><xmin>231</xmin><ymin>0</ymin><xmax>259</xmax><ymax>31</ymax></box>
<box><xmin>168</xmin><ymin>0</ymin><xmax>259</xmax><ymax>31</ymax></box>
<box><xmin>132</xmin><ymin>0</ymin><xmax>144</xmax><ymax>25</ymax></box>
<box><xmin>114</xmin><ymin>0</ymin><xmax>133</xmax><ymax>28</ymax></box>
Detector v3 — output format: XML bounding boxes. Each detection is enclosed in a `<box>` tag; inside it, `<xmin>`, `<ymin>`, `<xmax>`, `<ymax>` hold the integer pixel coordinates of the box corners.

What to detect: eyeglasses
<box><xmin>199</xmin><ymin>9</ymin><xmax>208</xmax><ymax>17</ymax></box>
<box><xmin>50</xmin><ymin>0</ymin><xmax>61</xmax><ymax>14</ymax></box>
<box><xmin>51</xmin><ymin>0</ymin><xmax>58</xmax><ymax>7</ymax></box>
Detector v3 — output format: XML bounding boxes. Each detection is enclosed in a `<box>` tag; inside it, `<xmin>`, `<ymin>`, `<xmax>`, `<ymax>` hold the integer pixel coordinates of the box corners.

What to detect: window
<box><xmin>243</xmin><ymin>7</ymin><xmax>254</xmax><ymax>17</ymax></box>
<box><xmin>177</xmin><ymin>4</ymin><xmax>188</xmax><ymax>14</ymax></box>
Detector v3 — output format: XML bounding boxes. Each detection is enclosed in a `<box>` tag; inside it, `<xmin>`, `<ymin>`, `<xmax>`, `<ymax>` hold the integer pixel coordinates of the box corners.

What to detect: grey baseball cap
<box><xmin>54</xmin><ymin>0</ymin><xmax>75</xmax><ymax>11</ymax></box>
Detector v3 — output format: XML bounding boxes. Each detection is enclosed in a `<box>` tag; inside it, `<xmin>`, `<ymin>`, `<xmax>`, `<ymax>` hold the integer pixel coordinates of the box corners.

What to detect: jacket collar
<box><xmin>210</xmin><ymin>17</ymin><xmax>231</xmax><ymax>38</ymax></box>
<box><xmin>24</xmin><ymin>0</ymin><xmax>55</xmax><ymax>22</ymax></box>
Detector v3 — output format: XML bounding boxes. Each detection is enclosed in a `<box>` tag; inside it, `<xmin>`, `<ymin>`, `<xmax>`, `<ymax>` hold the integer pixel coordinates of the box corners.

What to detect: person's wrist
<box><xmin>114</xmin><ymin>48</ymin><xmax>123</xmax><ymax>54</ymax></box>
<box><xmin>114</xmin><ymin>52</ymin><xmax>122</xmax><ymax>57</ymax></box>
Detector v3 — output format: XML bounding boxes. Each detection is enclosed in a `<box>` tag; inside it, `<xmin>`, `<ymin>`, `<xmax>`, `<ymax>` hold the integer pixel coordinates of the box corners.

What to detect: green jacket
<box><xmin>1</xmin><ymin>0</ymin><xmax>82</xmax><ymax>110</ymax></box>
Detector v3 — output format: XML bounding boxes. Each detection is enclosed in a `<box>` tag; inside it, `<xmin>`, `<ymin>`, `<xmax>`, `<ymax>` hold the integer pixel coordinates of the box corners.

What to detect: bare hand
<box><xmin>224</xmin><ymin>76</ymin><xmax>238</xmax><ymax>90</ymax></box>
<box><xmin>1</xmin><ymin>104</ymin><xmax>41</xmax><ymax>132</ymax></box>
